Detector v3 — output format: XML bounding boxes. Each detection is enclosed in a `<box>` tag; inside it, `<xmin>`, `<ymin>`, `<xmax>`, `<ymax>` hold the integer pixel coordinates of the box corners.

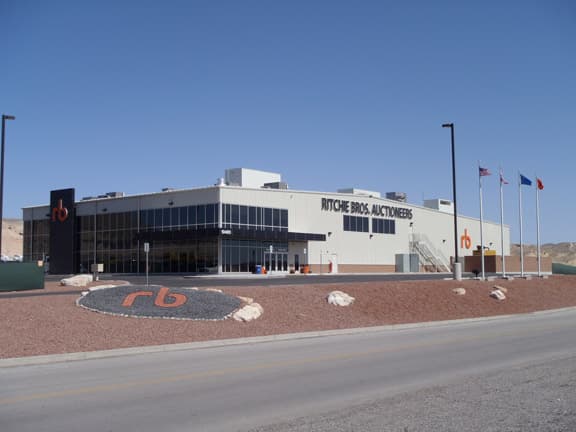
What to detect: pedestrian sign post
<box><xmin>144</xmin><ymin>242</ymin><xmax>150</xmax><ymax>287</ymax></box>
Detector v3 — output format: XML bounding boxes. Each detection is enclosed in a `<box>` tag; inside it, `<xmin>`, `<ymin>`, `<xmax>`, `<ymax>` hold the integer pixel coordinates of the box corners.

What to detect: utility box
<box><xmin>395</xmin><ymin>254</ymin><xmax>419</xmax><ymax>273</ymax></box>
<box><xmin>91</xmin><ymin>263</ymin><xmax>104</xmax><ymax>272</ymax></box>
<box><xmin>0</xmin><ymin>262</ymin><xmax>45</xmax><ymax>292</ymax></box>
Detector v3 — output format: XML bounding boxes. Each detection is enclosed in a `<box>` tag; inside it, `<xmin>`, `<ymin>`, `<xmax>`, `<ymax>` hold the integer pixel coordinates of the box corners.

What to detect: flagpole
<box><xmin>536</xmin><ymin>175</ymin><xmax>541</xmax><ymax>277</ymax></box>
<box><xmin>499</xmin><ymin>167</ymin><xmax>506</xmax><ymax>278</ymax></box>
<box><xmin>479</xmin><ymin>162</ymin><xmax>485</xmax><ymax>280</ymax></box>
<box><xmin>518</xmin><ymin>172</ymin><xmax>524</xmax><ymax>277</ymax></box>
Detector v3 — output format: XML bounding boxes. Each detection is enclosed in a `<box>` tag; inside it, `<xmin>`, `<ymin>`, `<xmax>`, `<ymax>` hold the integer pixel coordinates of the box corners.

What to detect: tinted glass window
<box><xmin>171</xmin><ymin>207</ymin><xmax>179</xmax><ymax>227</ymax></box>
<box><xmin>264</xmin><ymin>208</ymin><xmax>272</xmax><ymax>226</ymax></box>
<box><xmin>154</xmin><ymin>209</ymin><xmax>162</xmax><ymax>229</ymax></box>
<box><xmin>179</xmin><ymin>207</ymin><xmax>188</xmax><ymax>227</ymax></box>
<box><xmin>197</xmin><ymin>205</ymin><xmax>206</xmax><ymax>225</ymax></box>
<box><xmin>206</xmin><ymin>204</ymin><xmax>215</xmax><ymax>225</ymax></box>
<box><xmin>189</xmin><ymin>206</ymin><xmax>196</xmax><ymax>225</ymax></box>
<box><xmin>256</xmin><ymin>207</ymin><xmax>262</xmax><ymax>226</ymax></box>
<box><xmin>163</xmin><ymin>208</ymin><xmax>171</xmax><ymax>228</ymax></box>
<box><xmin>240</xmin><ymin>205</ymin><xmax>248</xmax><ymax>224</ymax></box>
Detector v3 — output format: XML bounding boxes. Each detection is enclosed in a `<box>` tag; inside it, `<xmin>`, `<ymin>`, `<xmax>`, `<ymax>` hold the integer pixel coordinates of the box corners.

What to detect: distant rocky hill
<box><xmin>2</xmin><ymin>218</ymin><xmax>23</xmax><ymax>257</ymax></box>
<box><xmin>2</xmin><ymin>219</ymin><xmax>575</xmax><ymax>266</ymax></box>
<box><xmin>510</xmin><ymin>243</ymin><xmax>576</xmax><ymax>266</ymax></box>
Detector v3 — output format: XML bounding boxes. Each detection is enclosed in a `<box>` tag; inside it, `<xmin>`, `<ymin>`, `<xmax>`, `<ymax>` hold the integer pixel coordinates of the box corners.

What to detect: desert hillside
<box><xmin>2</xmin><ymin>219</ymin><xmax>576</xmax><ymax>265</ymax></box>
<box><xmin>2</xmin><ymin>219</ymin><xmax>23</xmax><ymax>257</ymax></box>
<box><xmin>510</xmin><ymin>243</ymin><xmax>576</xmax><ymax>266</ymax></box>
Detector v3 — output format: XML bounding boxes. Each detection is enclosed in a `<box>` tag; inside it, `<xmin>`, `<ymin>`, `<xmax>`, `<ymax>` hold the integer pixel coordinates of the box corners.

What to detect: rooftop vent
<box><xmin>386</xmin><ymin>192</ymin><xmax>407</xmax><ymax>202</ymax></box>
<box><xmin>106</xmin><ymin>192</ymin><xmax>124</xmax><ymax>198</ymax></box>
<box><xmin>337</xmin><ymin>188</ymin><xmax>381</xmax><ymax>198</ymax></box>
<box><xmin>162</xmin><ymin>188</ymin><xmax>174</xmax><ymax>192</ymax></box>
<box><xmin>263</xmin><ymin>181</ymin><xmax>288</xmax><ymax>190</ymax></box>
<box><xmin>423</xmin><ymin>198</ymin><xmax>454</xmax><ymax>214</ymax></box>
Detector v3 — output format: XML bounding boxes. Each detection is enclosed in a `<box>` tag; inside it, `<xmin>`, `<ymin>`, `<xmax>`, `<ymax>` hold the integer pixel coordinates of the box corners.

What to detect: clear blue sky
<box><xmin>1</xmin><ymin>0</ymin><xmax>574</xmax><ymax>243</ymax></box>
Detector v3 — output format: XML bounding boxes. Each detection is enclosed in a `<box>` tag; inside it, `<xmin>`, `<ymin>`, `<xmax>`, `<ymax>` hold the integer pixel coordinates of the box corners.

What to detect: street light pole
<box><xmin>0</xmin><ymin>114</ymin><xmax>16</xmax><ymax>260</ymax></box>
<box><xmin>442</xmin><ymin>122</ymin><xmax>461</xmax><ymax>280</ymax></box>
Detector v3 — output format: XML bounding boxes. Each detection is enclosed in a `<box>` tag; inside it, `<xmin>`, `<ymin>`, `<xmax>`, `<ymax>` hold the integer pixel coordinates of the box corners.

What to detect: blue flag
<box><xmin>520</xmin><ymin>174</ymin><xmax>532</xmax><ymax>186</ymax></box>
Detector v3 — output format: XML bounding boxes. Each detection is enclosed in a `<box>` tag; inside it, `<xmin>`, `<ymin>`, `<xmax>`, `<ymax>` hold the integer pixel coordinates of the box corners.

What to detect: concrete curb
<box><xmin>2</xmin><ymin>306</ymin><xmax>576</xmax><ymax>368</ymax></box>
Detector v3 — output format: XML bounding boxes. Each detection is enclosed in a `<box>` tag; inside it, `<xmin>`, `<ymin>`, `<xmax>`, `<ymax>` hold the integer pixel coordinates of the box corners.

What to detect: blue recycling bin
<box><xmin>255</xmin><ymin>265</ymin><xmax>262</xmax><ymax>274</ymax></box>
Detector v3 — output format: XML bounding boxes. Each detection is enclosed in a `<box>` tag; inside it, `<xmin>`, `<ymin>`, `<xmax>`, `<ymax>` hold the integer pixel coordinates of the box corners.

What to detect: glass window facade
<box><xmin>222</xmin><ymin>204</ymin><xmax>288</xmax><ymax>232</ymax></box>
<box><xmin>343</xmin><ymin>215</ymin><xmax>369</xmax><ymax>233</ymax></box>
<box><xmin>142</xmin><ymin>239</ymin><xmax>217</xmax><ymax>273</ymax></box>
<box><xmin>23</xmin><ymin>219</ymin><xmax>50</xmax><ymax>263</ymax></box>
<box><xmin>222</xmin><ymin>239</ymin><xmax>288</xmax><ymax>273</ymax></box>
<box><xmin>23</xmin><ymin>202</ymin><xmax>290</xmax><ymax>274</ymax></box>
<box><xmin>372</xmin><ymin>218</ymin><xmax>396</xmax><ymax>234</ymax></box>
<box><xmin>139</xmin><ymin>204</ymin><xmax>218</xmax><ymax>232</ymax></box>
<box><xmin>77</xmin><ymin>211</ymin><xmax>139</xmax><ymax>274</ymax></box>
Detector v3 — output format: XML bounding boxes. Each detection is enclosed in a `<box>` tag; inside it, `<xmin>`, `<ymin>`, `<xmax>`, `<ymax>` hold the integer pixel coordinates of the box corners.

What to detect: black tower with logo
<box><xmin>49</xmin><ymin>188</ymin><xmax>76</xmax><ymax>274</ymax></box>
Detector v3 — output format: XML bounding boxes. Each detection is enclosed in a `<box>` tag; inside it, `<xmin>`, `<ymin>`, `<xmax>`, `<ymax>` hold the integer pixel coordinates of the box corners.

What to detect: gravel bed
<box><xmin>1</xmin><ymin>276</ymin><xmax>576</xmax><ymax>359</ymax></box>
<box><xmin>78</xmin><ymin>285</ymin><xmax>241</xmax><ymax>320</ymax></box>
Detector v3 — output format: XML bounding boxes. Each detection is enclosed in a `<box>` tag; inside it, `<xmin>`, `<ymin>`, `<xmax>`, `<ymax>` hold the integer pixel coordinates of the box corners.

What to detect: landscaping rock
<box><xmin>490</xmin><ymin>289</ymin><xmax>506</xmax><ymax>301</ymax></box>
<box><xmin>327</xmin><ymin>291</ymin><xmax>355</xmax><ymax>306</ymax></box>
<box><xmin>452</xmin><ymin>288</ymin><xmax>466</xmax><ymax>296</ymax></box>
<box><xmin>494</xmin><ymin>285</ymin><xmax>508</xmax><ymax>293</ymax></box>
<box><xmin>237</xmin><ymin>296</ymin><xmax>254</xmax><ymax>305</ymax></box>
<box><xmin>233</xmin><ymin>303</ymin><xmax>263</xmax><ymax>322</ymax></box>
<box><xmin>61</xmin><ymin>274</ymin><xmax>93</xmax><ymax>287</ymax></box>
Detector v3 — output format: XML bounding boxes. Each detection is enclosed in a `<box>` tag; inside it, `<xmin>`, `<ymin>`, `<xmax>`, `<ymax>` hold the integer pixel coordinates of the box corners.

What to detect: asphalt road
<box><xmin>1</xmin><ymin>308</ymin><xmax>575</xmax><ymax>431</ymax></box>
<box><xmin>48</xmin><ymin>272</ymin><xmax>460</xmax><ymax>287</ymax></box>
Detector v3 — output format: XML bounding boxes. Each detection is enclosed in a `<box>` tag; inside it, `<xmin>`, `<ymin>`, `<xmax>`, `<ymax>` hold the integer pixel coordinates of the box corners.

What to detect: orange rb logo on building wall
<box><xmin>460</xmin><ymin>228</ymin><xmax>472</xmax><ymax>250</ymax></box>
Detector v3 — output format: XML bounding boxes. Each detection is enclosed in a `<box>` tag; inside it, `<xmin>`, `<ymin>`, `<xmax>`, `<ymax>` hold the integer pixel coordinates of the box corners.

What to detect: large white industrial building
<box><xmin>23</xmin><ymin>168</ymin><xmax>510</xmax><ymax>274</ymax></box>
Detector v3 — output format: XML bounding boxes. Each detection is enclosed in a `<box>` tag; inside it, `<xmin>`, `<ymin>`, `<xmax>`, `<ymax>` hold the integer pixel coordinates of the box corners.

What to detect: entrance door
<box><xmin>264</xmin><ymin>253</ymin><xmax>270</xmax><ymax>271</ymax></box>
<box><xmin>264</xmin><ymin>253</ymin><xmax>288</xmax><ymax>272</ymax></box>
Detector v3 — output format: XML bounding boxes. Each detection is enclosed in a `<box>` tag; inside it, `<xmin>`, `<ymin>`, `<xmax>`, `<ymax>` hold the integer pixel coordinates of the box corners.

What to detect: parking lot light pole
<box><xmin>0</xmin><ymin>114</ymin><xmax>16</xmax><ymax>260</ymax></box>
<box><xmin>442</xmin><ymin>122</ymin><xmax>461</xmax><ymax>280</ymax></box>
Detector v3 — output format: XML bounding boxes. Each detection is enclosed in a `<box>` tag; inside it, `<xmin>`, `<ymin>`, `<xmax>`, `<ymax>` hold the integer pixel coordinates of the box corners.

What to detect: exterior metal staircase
<box><xmin>410</xmin><ymin>233</ymin><xmax>451</xmax><ymax>272</ymax></box>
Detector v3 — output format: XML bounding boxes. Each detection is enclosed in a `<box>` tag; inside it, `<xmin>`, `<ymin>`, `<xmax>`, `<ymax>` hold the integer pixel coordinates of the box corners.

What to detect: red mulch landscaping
<box><xmin>1</xmin><ymin>276</ymin><xmax>575</xmax><ymax>359</ymax></box>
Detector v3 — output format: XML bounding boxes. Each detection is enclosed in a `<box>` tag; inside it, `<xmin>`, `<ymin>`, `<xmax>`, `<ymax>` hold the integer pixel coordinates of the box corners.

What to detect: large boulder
<box><xmin>233</xmin><ymin>303</ymin><xmax>263</xmax><ymax>322</ymax></box>
<box><xmin>490</xmin><ymin>289</ymin><xmax>506</xmax><ymax>301</ymax></box>
<box><xmin>493</xmin><ymin>285</ymin><xmax>508</xmax><ymax>293</ymax></box>
<box><xmin>61</xmin><ymin>274</ymin><xmax>93</xmax><ymax>287</ymax></box>
<box><xmin>327</xmin><ymin>291</ymin><xmax>355</xmax><ymax>306</ymax></box>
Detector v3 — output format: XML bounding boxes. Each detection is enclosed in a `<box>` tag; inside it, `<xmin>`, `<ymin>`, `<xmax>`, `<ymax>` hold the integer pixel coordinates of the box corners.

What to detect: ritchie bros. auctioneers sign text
<box><xmin>321</xmin><ymin>198</ymin><xmax>413</xmax><ymax>219</ymax></box>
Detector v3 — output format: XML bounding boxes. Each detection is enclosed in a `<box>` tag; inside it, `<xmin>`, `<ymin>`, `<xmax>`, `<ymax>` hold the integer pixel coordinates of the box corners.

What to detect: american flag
<box><xmin>479</xmin><ymin>167</ymin><xmax>491</xmax><ymax>177</ymax></box>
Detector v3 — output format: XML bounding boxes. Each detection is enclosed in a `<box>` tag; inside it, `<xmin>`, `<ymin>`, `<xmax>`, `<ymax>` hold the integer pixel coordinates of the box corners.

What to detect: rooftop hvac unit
<box><xmin>386</xmin><ymin>192</ymin><xmax>407</xmax><ymax>202</ymax></box>
<box><xmin>263</xmin><ymin>181</ymin><xmax>288</xmax><ymax>190</ymax></box>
